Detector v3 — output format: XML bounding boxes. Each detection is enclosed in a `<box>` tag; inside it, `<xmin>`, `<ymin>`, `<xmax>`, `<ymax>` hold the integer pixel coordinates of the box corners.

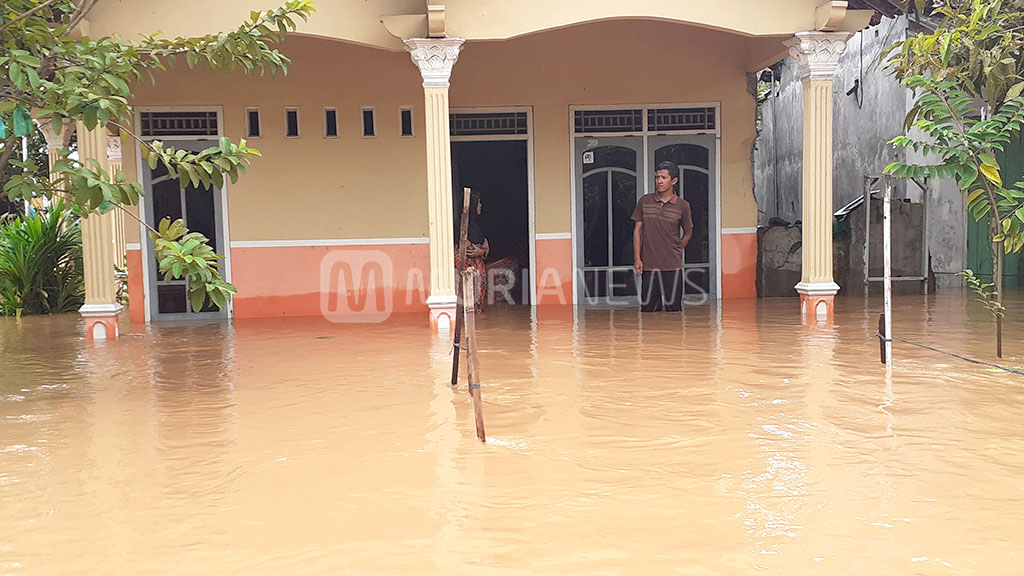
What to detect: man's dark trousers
<box><xmin>640</xmin><ymin>269</ymin><xmax>684</xmax><ymax>312</ymax></box>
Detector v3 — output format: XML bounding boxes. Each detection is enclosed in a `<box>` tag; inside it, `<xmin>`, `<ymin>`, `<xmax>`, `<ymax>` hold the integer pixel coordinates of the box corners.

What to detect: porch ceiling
<box><xmin>86</xmin><ymin>0</ymin><xmax>908</xmax><ymax>53</ymax></box>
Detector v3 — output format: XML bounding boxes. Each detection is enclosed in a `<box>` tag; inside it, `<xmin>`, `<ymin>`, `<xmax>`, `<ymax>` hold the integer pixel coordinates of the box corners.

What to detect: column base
<box><xmin>795</xmin><ymin>282</ymin><xmax>839</xmax><ymax>324</ymax></box>
<box><xmin>80</xmin><ymin>303</ymin><xmax>123</xmax><ymax>341</ymax></box>
<box><xmin>427</xmin><ymin>295</ymin><xmax>457</xmax><ymax>333</ymax></box>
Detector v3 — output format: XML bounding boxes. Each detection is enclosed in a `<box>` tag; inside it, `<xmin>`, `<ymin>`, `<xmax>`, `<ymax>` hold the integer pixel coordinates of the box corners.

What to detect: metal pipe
<box><xmin>863</xmin><ymin>176</ymin><xmax>872</xmax><ymax>298</ymax></box>
<box><xmin>883</xmin><ymin>177</ymin><xmax>893</xmax><ymax>368</ymax></box>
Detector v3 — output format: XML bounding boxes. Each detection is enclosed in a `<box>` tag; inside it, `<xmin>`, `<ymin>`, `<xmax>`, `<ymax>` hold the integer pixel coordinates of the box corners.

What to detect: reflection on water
<box><xmin>2</xmin><ymin>290</ymin><xmax>1024</xmax><ymax>575</ymax></box>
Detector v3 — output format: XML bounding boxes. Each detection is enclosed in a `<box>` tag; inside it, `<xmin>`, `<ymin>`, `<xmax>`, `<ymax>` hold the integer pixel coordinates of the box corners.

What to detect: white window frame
<box><xmin>399</xmin><ymin>106</ymin><xmax>414</xmax><ymax>138</ymax></box>
<box><xmin>361</xmin><ymin>106</ymin><xmax>376</xmax><ymax>139</ymax></box>
<box><xmin>323</xmin><ymin>106</ymin><xmax>339</xmax><ymax>139</ymax></box>
<box><xmin>245</xmin><ymin>107</ymin><xmax>262</xmax><ymax>138</ymax></box>
<box><xmin>284</xmin><ymin>106</ymin><xmax>300</xmax><ymax>139</ymax></box>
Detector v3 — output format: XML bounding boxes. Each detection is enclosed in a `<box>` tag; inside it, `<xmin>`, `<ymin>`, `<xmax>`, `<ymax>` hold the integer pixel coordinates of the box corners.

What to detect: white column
<box><xmin>76</xmin><ymin>122</ymin><xmax>123</xmax><ymax>340</ymax></box>
<box><xmin>785</xmin><ymin>31</ymin><xmax>851</xmax><ymax>323</ymax></box>
<box><xmin>405</xmin><ymin>37</ymin><xmax>464</xmax><ymax>332</ymax></box>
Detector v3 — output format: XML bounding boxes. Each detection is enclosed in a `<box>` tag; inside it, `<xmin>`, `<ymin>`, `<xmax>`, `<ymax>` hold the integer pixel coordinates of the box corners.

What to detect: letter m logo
<box><xmin>320</xmin><ymin>250</ymin><xmax>394</xmax><ymax>323</ymax></box>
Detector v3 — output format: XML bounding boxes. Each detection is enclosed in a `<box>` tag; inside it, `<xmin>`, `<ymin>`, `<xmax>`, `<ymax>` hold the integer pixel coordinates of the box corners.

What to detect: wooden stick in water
<box><xmin>451</xmin><ymin>187</ymin><xmax>473</xmax><ymax>388</ymax></box>
<box><xmin>462</xmin><ymin>268</ymin><xmax>486</xmax><ymax>443</ymax></box>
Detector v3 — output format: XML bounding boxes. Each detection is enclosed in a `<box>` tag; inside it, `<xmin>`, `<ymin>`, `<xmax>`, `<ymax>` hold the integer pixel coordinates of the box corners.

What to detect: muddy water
<box><xmin>2</xmin><ymin>291</ymin><xmax>1023</xmax><ymax>575</ymax></box>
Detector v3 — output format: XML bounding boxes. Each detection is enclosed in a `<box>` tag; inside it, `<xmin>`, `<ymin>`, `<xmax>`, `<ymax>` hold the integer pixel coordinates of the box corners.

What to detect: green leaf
<box><xmin>189</xmin><ymin>287</ymin><xmax>206</xmax><ymax>312</ymax></box>
<box><xmin>1007</xmin><ymin>82</ymin><xmax>1024</xmax><ymax>101</ymax></box>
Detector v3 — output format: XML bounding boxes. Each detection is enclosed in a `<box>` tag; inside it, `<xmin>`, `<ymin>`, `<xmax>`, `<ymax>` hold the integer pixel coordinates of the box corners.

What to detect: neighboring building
<box><xmin>755</xmin><ymin>14</ymin><xmax>1022</xmax><ymax>289</ymax></box>
<box><xmin>67</xmin><ymin>0</ymin><xmax>906</xmax><ymax>338</ymax></box>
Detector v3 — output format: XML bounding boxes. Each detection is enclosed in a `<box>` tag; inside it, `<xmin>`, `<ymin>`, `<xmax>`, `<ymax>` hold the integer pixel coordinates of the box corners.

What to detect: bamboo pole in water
<box><xmin>883</xmin><ymin>177</ymin><xmax>893</xmax><ymax>368</ymax></box>
<box><xmin>461</xmin><ymin>268</ymin><xmax>486</xmax><ymax>442</ymax></box>
<box><xmin>451</xmin><ymin>187</ymin><xmax>472</xmax><ymax>388</ymax></box>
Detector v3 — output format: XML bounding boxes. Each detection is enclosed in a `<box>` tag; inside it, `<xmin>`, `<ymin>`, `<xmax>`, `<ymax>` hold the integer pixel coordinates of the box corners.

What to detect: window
<box><xmin>285</xmin><ymin>107</ymin><xmax>299</xmax><ymax>138</ymax></box>
<box><xmin>324</xmin><ymin>107</ymin><xmax>339</xmax><ymax>138</ymax></box>
<box><xmin>245</xmin><ymin>108</ymin><xmax>261</xmax><ymax>138</ymax></box>
<box><xmin>140</xmin><ymin>111</ymin><xmax>219</xmax><ymax>137</ymax></box>
<box><xmin>361</xmin><ymin>107</ymin><xmax>376</xmax><ymax>138</ymax></box>
<box><xmin>573</xmin><ymin>109</ymin><xmax>643</xmax><ymax>134</ymax></box>
<box><xmin>400</xmin><ymin>107</ymin><xmax>413</xmax><ymax>137</ymax></box>
<box><xmin>450</xmin><ymin>112</ymin><xmax>529</xmax><ymax>136</ymax></box>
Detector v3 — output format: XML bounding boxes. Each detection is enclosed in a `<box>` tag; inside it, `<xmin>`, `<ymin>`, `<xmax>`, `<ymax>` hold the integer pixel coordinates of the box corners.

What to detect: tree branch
<box><xmin>65</xmin><ymin>0</ymin><xmax>98</xmax><ymax>32</ymax></box>
<box><xmin>0</xmin><ymin>0</ymin><xmax>64</xmax><ymax>35</ymax></box>
<box><xmin>45</xmin><ymin>186</ymin><xmax>159</xmax><ymax>235</ymax></box>
<box><xmin>0</xmin><ymin>134</ymin><xmax>21</xmax><ymax>178</ymax></box>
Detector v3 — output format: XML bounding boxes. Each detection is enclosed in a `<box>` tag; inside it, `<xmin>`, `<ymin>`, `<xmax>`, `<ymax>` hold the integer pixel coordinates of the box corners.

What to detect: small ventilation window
<box><xmin>246</xmin><ymin>108</ymin><xmax>261</xmax><ymax>138</ymax></box>
<box><xmin>285</xmin><ymin>107</ymin><xmax>299</xmax><ymax>138</ymax></box>
<box><xmin>324</xmin><ymin>107</ymin><xmax>338</xmax><ymax>138</ymax></box>
<box><xmin>400</xmin><ymin>107</ymin><xmax>414</xmax><ymax>137</ymax></box>
<box><xmin>362</xmin><ymin>107</ymin><xmax>376</xmax><ymax>138</ymax></box>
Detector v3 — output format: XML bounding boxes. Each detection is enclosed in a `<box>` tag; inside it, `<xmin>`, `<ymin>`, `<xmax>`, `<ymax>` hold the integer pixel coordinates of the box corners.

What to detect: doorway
<box><xmin>141</xmin><ymin>140</ymin><xmax>228</xmax><ymax>321</ymax></box>
<box><xmin>571</xmin><ymin>105</ymin><xmax>720</xmax><ymax>306</ymax></box>
<box><xmin>452</xmin><ymin>140</ymin><xmax>530</xmax><ymax>305</ymax></box>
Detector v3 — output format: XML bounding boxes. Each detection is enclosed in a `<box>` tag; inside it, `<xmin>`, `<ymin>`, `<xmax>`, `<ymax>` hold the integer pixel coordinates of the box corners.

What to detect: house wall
<box><xmin>753</xmin><ymin>16</ymin><xmax>967</xmax><ymax>290</ymax></box>
<box><xmin>122</xmin><ymin>19</ymin><xmax>760</xmax><ymax>320</ymax></box>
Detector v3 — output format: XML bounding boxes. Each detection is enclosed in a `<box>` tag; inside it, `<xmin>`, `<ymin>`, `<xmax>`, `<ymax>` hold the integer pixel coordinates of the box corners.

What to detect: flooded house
<box><xmin>62</xmin><ymin>0</ymin><xmax>909</xmax><ymax>338</ymax></box>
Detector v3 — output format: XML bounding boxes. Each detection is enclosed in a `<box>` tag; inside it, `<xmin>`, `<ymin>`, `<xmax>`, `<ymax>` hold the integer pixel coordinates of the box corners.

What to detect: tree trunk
<box><xmin>991</xmin><ymin>217</ymin><xmax>1004</xmax><ymax>359</ymax></box>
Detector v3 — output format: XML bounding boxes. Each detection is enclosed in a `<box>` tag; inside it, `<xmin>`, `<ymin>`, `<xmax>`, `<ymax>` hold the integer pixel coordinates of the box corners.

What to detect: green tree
<box><xmin>0</xmin><ymin>126</ymin><xmax>47</xmax><ymax>215</ymax></box>
<box><xmin>0</xmin><ymin>0</ymin><xmax>315</xmax><ymax>312</ymax></box>
<box><xmin>884</xmin><ymin>0</ymin><xmax>1024</xmax><ymax>357</ymax></box>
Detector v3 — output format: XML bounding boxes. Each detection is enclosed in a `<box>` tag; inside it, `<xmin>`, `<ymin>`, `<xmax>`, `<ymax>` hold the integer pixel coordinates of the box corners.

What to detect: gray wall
<box><xmin>754</xmin><ymin>16</ymin><xmax>966</xmax><ymax>288</ymax></box>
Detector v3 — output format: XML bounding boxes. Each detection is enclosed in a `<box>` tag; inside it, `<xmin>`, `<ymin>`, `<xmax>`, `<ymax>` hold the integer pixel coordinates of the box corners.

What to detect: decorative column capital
<box><xmin>35</xmin><ymin>118</ymin><xmax>73</xmax><ymax>150</ymax></box>
<box><xmin>785</xmin><ymin>31</ymin><xmax>852</xmax><ymax>82</ymax></box>
<box><xmin>107</xmin><ymin>133</ymin><xmax>122</xmax><ymax>163</ymax></box>
<box><xmin>404</xmin><ymin>37</ymin><xmax>465</xmax><ymax>88</ymax></box>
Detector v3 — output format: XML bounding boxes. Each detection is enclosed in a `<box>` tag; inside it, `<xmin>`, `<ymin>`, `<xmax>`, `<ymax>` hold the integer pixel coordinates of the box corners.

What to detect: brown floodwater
<box><xmin>2</xmin><ymin>290</ymin><xmax>1023</xmax><ymax>575</ymax></box>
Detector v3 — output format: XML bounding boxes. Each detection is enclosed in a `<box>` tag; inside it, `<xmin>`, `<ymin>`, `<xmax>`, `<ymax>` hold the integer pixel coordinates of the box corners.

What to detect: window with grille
<box><xmin>647</xmin><ymin>107</ymin><xmax>716</xmax><ymax>132</ymax></box>
<box><xmin>573</xmin><ymin>109</ymin><xmax>643</xmax><ymax>134</ymax></box>
<box><xmin>140</xmin><ymin>111</ymin><xmax>219</xmax><ymax>137</ymax></box>
<box><xmin>449</xmin><ymin>112</ymin><xmax>528</xmax><ymax>136</ymax></box>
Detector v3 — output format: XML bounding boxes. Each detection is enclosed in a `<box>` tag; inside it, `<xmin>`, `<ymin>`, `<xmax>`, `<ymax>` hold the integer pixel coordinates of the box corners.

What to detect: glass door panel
<box><xmin>575</xmin><ymin>137</ymin><xmax>643</xmax><ymax>305</ymax></box>
<box><xmin>648</xmin><ymin>135</ymin><xmax>717</xmax><ymax>298</ymax></box>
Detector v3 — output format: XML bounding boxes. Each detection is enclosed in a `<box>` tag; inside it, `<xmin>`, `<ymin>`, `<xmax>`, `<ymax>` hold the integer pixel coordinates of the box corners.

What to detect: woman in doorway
<box><xmin>455</xmin><ymin>191</ymin><xmax>489</xmax><ymax>311</ymax></box>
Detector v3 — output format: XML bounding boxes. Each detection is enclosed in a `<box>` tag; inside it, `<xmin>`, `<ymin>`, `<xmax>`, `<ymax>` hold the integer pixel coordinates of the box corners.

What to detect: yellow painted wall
<box><xmin>121</xmin><ymin>19</ymin><xmax>758</xmax><ymax>243</ymax></box>
<box><xmin>123</xmin><ymin>36</ymin><xmax>428</xmax><ymax>243</ymax></box>
<box><xmin>452</xmin><ymin>19</ymin><xmax>758</xmax><ymax>232</ymax></box>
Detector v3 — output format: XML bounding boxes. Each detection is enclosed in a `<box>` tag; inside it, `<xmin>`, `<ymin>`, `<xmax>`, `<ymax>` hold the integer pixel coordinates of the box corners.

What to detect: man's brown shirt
<box><xmin>631</xmin><ymin>193</ymin><xmax>693</xmax><ymax>271</ymax></box>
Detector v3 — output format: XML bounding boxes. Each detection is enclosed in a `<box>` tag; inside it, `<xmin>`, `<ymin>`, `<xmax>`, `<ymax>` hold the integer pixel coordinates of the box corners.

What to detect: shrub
<box><xmin>0</xmin><ymin>200</ymin><xmax>84</xmax><ymax>316</ymax></box>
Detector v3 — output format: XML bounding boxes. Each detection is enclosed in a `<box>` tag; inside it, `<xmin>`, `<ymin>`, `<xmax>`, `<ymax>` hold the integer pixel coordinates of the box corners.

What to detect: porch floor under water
<box><xmin>2</xmin><ymin>291</ymin><xmax>1023</xmax><ymax>575</ymax></box>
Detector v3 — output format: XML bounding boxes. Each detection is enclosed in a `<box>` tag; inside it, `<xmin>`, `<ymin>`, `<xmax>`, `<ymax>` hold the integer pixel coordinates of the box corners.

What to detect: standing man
<box><xmin>631</xmin><ymin>161</ymin><xmax>693</xmax><ymax>312</ymax></box>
